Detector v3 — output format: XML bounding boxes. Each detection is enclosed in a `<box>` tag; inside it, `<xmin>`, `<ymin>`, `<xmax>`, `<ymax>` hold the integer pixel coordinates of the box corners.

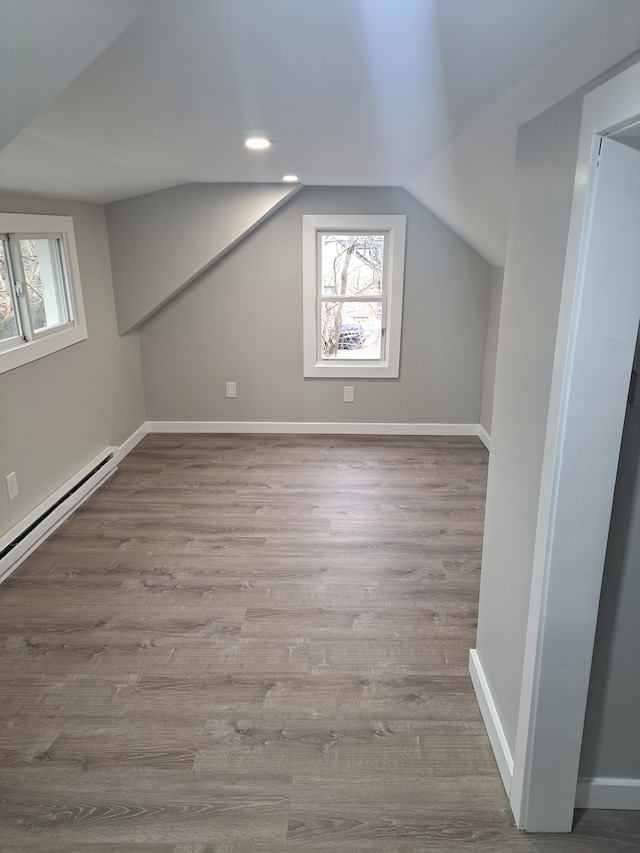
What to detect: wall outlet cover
<box><xmin>6</xmin><ymin>471</ymin><xmax>18</xmax><ymax>501</ymax></box>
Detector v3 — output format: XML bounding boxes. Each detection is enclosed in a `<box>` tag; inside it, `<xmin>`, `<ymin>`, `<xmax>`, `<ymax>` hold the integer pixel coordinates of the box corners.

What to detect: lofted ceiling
<box><xmin>1</xmin><ymin>0</ymin><xmax>639</xmax><ymax>266</ymax></box>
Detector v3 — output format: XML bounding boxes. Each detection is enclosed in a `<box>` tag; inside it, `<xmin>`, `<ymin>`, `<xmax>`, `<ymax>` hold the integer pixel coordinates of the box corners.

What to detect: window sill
<box><xmin>304</xmin><ymin>360</ymin><xmax>399</xmax><ymax>379</ymax></box>
<box><xmin>0</xmin><ymin>324</ymin><xmax>87</xmax><ymax>374</ymax></box>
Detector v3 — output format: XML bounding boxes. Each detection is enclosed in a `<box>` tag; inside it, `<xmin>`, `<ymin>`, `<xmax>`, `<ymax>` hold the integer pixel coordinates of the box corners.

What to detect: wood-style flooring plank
<box><xmin>287</xmin><ymin>774</ymin><xmax>512</xmax><ymax>849</ymax></box>
<box><xmin>308</xmin><ymin>637</ymin><xmax>472</xmax><ymax>674</ymax></box>
<box><xmin>194</xmin><ymin>718</ymin><xmax>498</xmax><ymax>778</ymax></box>
<box><xmin>3</xmin><ymin>718</ymin><xmax>204</xmax><ymax>771</ymax></box>
<box><xmin>241</xmin><ymin>605</ymin><xmax>478</xmax><ymax>640</ymax></box>
<box><xmin>0</xmin><ymin>768</ymin><xmax>291</xmax><ymax>846</ymax></box>
<box><xmin>118</xmin><ymin>673</ymin><xmax>479</xmax><ymax>723</ymax></box>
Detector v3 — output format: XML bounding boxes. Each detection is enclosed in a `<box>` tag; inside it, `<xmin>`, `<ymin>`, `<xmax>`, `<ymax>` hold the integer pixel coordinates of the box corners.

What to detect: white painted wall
<box><xmin>0</xmin><ymin>194</ymin><xmax>146</xmax><ymax>537</ymax></box>
<box><xmin>479</xmin><ymin>267</ymin><xmax>503</xmax><ymax>438</ymax></box>
<box><xmin>475</xmin><ymin>92</ymin><xmax>583</xmax><ymax>754</ymax></box>
<box><xmin>139</xmin><ymin>186</ymin><xmax>492</xmax><ymax>426</ymax></box>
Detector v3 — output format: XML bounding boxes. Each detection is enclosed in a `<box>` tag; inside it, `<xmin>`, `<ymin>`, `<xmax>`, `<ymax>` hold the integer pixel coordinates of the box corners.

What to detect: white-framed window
<box><xmin>303</xmin><ymin>214</ymin><xmax>406</xmax><ymax>378</ymax></box>
<box><xmin>0</xmin><ymin>213</ymin><xmax>87</xmax><ymax>373</ymax></box>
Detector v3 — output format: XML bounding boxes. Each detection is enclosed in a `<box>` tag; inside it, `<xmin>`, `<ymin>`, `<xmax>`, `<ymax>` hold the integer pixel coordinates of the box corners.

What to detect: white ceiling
<box><xmin>0</xmin><ymin>0</ymin><xmax>153</xmax><ymax>150</ymax></box>
<box><xmin>1</xmin><ymin>0</ymin><xmax>639</xmax><ymax>266</ymax></box>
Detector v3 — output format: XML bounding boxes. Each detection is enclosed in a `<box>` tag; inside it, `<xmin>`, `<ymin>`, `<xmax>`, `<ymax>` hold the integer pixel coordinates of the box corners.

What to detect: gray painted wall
<box><xmin>106</xmin><ymin>183</ymin><xmax>299</xmax><ymax>334</ymax></box>
<box><xmin>0</xmin><ymin>194</ymin><xmax>146</xmax><ymax>537</ymax></box>
<box><xmin>580</xmin><ymin>369</ymin><xmax>640</xmax><ymax>780</ymax></box>
<box><xmin>475</xmin><ymin>94</ymin><xmax>583</xmax><ymax>754</ymax></box>
<box><xmin>139</xmin><ymin>186</ymin><xmax>492</xmax><ymax>425</ymax></box>
<box><xmin>479</xmin><ymin>267</ymin><xmax>504</xmax><ymax>437</ymax></box>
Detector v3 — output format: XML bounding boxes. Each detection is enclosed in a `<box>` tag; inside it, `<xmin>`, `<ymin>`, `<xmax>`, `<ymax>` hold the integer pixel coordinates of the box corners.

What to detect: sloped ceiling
<box><xmin>406</xmin><ymin>1</ymin><xmax>640</xmax><ymax>264</ymax></box>
<box><xmin>1</xmin><ymin>0</ymin><xmax>639</xmax><ymax>266</ymax></box>
<box><xmin>0</xmin><ymin>0</ymin><xmax>153</xmax><ymax>150</ymax></box>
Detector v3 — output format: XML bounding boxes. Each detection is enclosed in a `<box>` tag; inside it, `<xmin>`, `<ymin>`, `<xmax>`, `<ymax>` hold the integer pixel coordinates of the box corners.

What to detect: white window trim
<box><xmin>0</xmin><ymin>213</ymin><xmax>87</xmax><ymax>374</ymax></box>
<box><xmin>303</xmin><ymin>214</ymin><xmax>406</xmax><ymax>378</ymax></box>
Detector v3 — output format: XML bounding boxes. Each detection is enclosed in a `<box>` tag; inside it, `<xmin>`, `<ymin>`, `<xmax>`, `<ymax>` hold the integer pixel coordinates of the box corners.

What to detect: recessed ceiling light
<box><xmin>282</xmin><ymin>175</ymin><xmax>299</xmax><ymax>183</ymax></box>
<box><xmin>245</xmin><ymin>137</ymin><xmax>271</xmax><ymax>150</ymax></box>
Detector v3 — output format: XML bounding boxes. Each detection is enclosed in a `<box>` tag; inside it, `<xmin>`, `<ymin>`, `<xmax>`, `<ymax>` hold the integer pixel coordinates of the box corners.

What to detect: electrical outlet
<box><xmin>225</xmin><ymin>381</ymin><xmax>237</xmax><ymax>398</ymax></box>
<box><xmin>344</xmin><ymin>386</ymin><xmax>354</xmax><ymax>403</ymax></box>
<box><xmin>6</xmin><ymin>471</ymin><xmax>18</xmax><ymax>501</ymax></box>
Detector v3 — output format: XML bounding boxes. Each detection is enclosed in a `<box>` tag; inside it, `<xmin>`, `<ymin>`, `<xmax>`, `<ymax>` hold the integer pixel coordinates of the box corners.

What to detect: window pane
<box><xmin>19</xmin><ymin>238</ymin><xmax>70</xmax><ymax>333</ymax></box>
<box><xmin>0</xmin><ymin>239</ymin><xmax>21</xmax><ymax>343</ymax></box>
<box><xmin>321</xmin><ymin>234</ymin><xmax>384</xmax><ymax>297</ymax></box>
<box><xmin>320</xmin><ymin>300</ymin><xmax>383</xmax><ymax>360</ymax></box>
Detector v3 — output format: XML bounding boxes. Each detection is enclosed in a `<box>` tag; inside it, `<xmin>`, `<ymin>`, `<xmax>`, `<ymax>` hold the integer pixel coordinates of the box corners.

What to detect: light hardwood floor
<box><xmin>1</xmin><ymin>434</ymin><xmax>638</xmax><ymax>851</ymax></box>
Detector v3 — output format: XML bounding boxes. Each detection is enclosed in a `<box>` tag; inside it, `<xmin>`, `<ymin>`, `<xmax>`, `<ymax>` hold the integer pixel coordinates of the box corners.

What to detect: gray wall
<box><xmin>139</xmin><ymin>186</ymin><xmax>492</xmax><ymax>425</ymax></box>
<box><xmin>475</xmin><ymin>94</ymin><xmax>583</xmax><ymax>753</ymax></box>
<box><xmin>0</xmin><ymin>194</ymin><xmax>146</xmax><ymax>537</ymax></box>
<box><xmin>479</xmin><ymin>266</ymin><xmax>504</xmax><ymax>437</ymax></box>
<box><xmin>106</xmin><ymin>183</ymin><xmax>299</xmax><ymax>334</ymax></box>
<box><xmin>580</xmin><ymin>380</ymin><xmax>640</xmax><ymax>780</ymax></box>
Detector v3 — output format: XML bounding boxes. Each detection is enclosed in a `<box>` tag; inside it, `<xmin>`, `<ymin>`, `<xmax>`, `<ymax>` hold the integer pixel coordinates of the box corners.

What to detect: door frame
<box><xmin>509</xmin><ymin>60</ymin><xmax>640</xmax><ymax>831</ymax></box>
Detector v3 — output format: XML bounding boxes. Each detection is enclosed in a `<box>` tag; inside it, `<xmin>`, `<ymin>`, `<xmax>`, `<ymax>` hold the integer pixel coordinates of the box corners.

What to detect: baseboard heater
<box><xmin>0</xmin><ymin>447</ymin><xmax>117</xmax><ymax>584</ymax></box>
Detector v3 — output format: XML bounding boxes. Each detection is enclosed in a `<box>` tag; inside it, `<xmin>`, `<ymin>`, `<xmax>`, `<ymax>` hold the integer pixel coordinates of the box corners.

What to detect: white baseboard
<box><xmin>147</xmin><ymin>420</ymin><xmax>483</xmax><ymax>437</ymax></box>
<box><xmin>114</xmin><ymin>422</ymin><xmax>149</xmax><ymax>464</ymax></box>
<box><xmin>469</xmin><ymin>649</ymin><xmax>514</xmax><ymax>797</ymax></box>
<box><xmin>478</xmin><ymin>425</ymin><xmax>491</xmax><ymax>451</ymax></box>
<box><xmin>575</xmin><ymin>777</ymin><xmax>640</xmax><ymax>810</ymax></box>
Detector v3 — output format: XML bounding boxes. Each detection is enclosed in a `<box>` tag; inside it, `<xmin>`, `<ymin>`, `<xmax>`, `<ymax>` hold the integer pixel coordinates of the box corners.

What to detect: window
<box><xmin>0</xmin><ymin>214</ymin><xmax>87</xmax><ymax>373</ymax></box>
<box><xmin>303</xmin><ymin>214</ymin><xmax>406</xmax><ymax>378</ymax></box>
